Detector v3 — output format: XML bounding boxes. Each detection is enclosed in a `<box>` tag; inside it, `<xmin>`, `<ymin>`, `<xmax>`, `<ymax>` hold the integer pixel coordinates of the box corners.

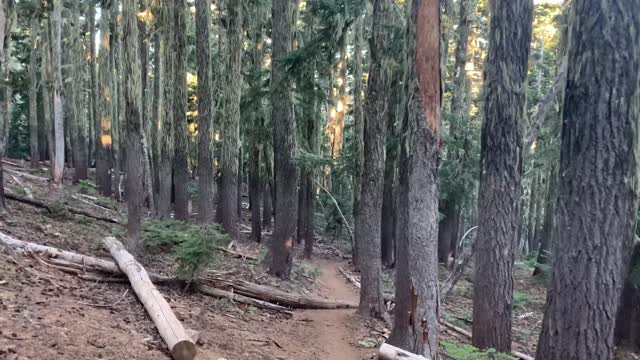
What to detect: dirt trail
<box><xmin>292</xmin><ymin>259</ymin><xmax>370</xmax><ymax>360</ymax></box>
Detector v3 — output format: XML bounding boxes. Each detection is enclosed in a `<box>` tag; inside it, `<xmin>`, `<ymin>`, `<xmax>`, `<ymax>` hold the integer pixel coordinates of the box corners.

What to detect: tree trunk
<box><xmin>151</xmin><ymin>32</ymin><xmax>161</xmax><ymax>213</ymax></box>
<box><xmin>262</xmin><ymin>176</ymin><xmax>273</xmax><ymax>231</ymax></box>
<box><xmin>265</xmin><ymin>0</ymin><xmax>297</xmax><ymax>279</ymax></box>
<box><xmin>51</xmin><ymin>0</ymin><xmax>65</xmax><ymax>184</ymax></box>
<box><xmin>0</xmin><ymin>0</ymin><xmax>13</xmax><ymax>211</ymax></box>
<box><xmin>87</xmin><ymin>2</ymin><xmax>96</xmax><ymax>167</ymax></box>
<box><xmin>95</xmin><ymin>4</ymin><xmax>112</xmax><ymax>197</ymax></box>
<box><xmin>471</xmin><ymin>0</ymin><xmax>532</xmax><ymax>353</ymax></box>
<box><xmin>248</xmin><ymin>15</ymin><xmax>264</xmax><ymax>241</ymax></box>
<box><xmin>28</xmin><ymin>14</ymin><xmax>39</xmax><ymax>167</ymax></box>
<box><xmin>533</xmin><ymin>164</ymin><xmax>557</xmax><ymax>277</ymax></box>
<box><xmin>102</xmin><ymin>237</ymin><xmax>196</xmax><ymax>360</ymax></box>
<box><xmin>123</xmin><ymin>0</ymin><xmax>145</xmax><ymax>253</ymax></box>
<box><xmin>355</xmin><ymin>0</ymin><xmax>389</xmax><ymax>318</ymax></box>
<box><xmin>157</xmin><ymin>0</ymin><xmax>175</xmax><ymax>219</ymax></box>
<box><xmin>196</xmin><ymin>0</ymin><xmax>215</xmax><ymax>224</ymax></box>
<box><xmin>535</xmin><ymin>1</ymin><xmax>640</xmax><ymax>358</ymax></box>
<box><xmin>352</xmin><ymin>15</ymin><xmax>365</xmax><ymax>267</ymax></box>
<box><xmin>388</xmin><ymin>0</ymin><xmax>441</xmax><ymax>356</ymax></box>
<box><xmin>172</xmin><ymin>0</ymin><xmax>189</xmax><ymax>221</ymax></box>
<box><xmin>380</xmin><ymin>89</ymin><xmax>398</xmax><ymax>268</ymax></box>
<box><xmin>42</xmin><ymin>21</ymin><xmax>54</xmax><ymax>175</ymax></box>
<box><xmin>525</xmin><ymin>172</ymin><xmax>538</xmax><ymax>255</ymax></box>
<box><xmin>219</xmin><ymin>0</ymin><xmax>242</xmax><ymax>236</ymax></box>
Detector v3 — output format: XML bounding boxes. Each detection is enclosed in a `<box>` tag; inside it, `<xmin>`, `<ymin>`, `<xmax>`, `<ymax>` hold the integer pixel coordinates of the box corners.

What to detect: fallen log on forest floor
<box><xmin>197</xmin><ymin>284</ymin><xmax>293</xmax><ymax>315</ymax></box>
<box><xmin>5</xmin><ymin>191</ymin><xmax>122</xmax><ymax>224</ymax></box>
<box><xmin>208</xmin><ymin>277</ymin><xmax>358</xmax><ymax>309</ymax></box>
<box><xmin>214</xmin><ymin>246</ymin><xmax>258</xmax><ymax>261</ymax></box>
<box><xmin>378</xmin><ymin>343</ymin><xmax>430</xmax><ymax>360</ymax></box>
<box><xmin>102</xmin><ymin>237</ymin><xmax>197</xmax><ymax>360</ymax></box>
<box><xmin>4</xmin><ymin>168</ymin><xmax>49</xmax><ymax>182</ymax></box>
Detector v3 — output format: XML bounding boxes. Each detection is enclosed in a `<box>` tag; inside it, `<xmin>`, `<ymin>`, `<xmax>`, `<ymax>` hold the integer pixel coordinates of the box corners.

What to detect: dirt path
<box><xmin>291</xmin><ymin>259</ymin><xmax>370</xmax><ymax>360</ymax></box>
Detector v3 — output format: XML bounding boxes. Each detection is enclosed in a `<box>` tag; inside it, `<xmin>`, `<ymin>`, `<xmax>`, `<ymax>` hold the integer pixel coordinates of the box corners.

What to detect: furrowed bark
<box><xmin>172</xmin><ymin>0</ymin><xmax>189</xmax><ymax>221</ymax></box>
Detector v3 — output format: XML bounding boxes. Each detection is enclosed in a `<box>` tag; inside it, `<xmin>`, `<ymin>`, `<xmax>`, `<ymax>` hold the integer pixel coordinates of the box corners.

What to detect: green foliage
<box><xmin>142</xmin><ymin>220</ymin><xmax>230</xmax><ymax>281</ymax></box>
<box><xmin>296</xmin><ymin>261</ymin><xmax>321</xmax><ymax>279</ymax></box>
<box><xmin>513</xmin><ymin>290</ymin><xmax>542</xmax><ymax>312</ymax></box>
<box><xmin>441</xmin><ymin>341</ymin><xmax>517</xmax><ymax>360</ymax></box>
<box><xmin>78</xmin><ymin>180</ymin><xmax>97</xmax><ymax>195</ymax></box>
<box><xmin>48</xmin><ymin>200</ymin><xmax>70</xmax><ymax>219</ymax></box>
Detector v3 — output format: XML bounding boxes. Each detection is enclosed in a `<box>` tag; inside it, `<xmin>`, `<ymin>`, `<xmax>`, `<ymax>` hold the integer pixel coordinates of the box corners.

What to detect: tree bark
<box><xmin>28</xmin><ymin>14</ymin><xmax>39</xmax><ymax>167</ymax></box>
<box><xmin>355</xmin><ymin>0</ymin><xmax>389</xmax><ymax>318</ymax></box>
<box><xmin>615</xmin><ymin>243</ymin><xmax>640</xmax><ymax>351</ymax></box>
<box><xmin>50</xmin><ymin>0</ymin><xmax>64</xmax><ymax>184</ymax></box>
<box><xmin>95</xmin><ymin>4</ymin><xmax>112</xmax><ymax>197</ymax></box>
<box><xmin>172</xmin><ymin>0</ymin><xmax>189</xmax><ymax>221</ymax></box>
<box><xmin>351</xmin><ymin>15</ymin><xmax>365</xmax><ymax>267</ymax></box>
<box><xmin>218</xmin><ymin>0</ymin><xmax>242</xmax><ymax>236</ymax></box>
<box><xmin>196</xmin><ymin>0</ymin><xmax>216</xmax><ymax>224</ymax></box>
<box><xmin>265</xmin><ymin>0</ymin><xmax>297</xmax><ymax>279</ymax></box>
<box><xmin>123</xmin><ymin>0</ymin><xmax>146</xmax><ymax>253</ymax></box>
<box><xmin>0</xmin><ymin>0</ymin><xmax>13</xmax><ymax>211</ymax></box>
<box><xmin>380</xmin><ymin>89</ymin><xmax>398</xmax><ymax>267</ymax></box>
<box><xmin>151</xmin><ymin>32</ymin><xmax>161</xmax><ymax>213</ymax></box>
<box><xmin>525</xmin><ymin>171</ymin><xmax>538</xmax><ymax>255</ymax></box>
<box><xmin>471</xmin><ymin>0</ymin><xmax>532</xmax><ymax>353</ymax></box>
<box><xmin>535</xmin><ymin>1</ymin><xmax>640</xmax><ymax>358</ymax></box>
<box><xmin>388</xmin><ymin>0</ymin><xmax>441</xmax><ymax>356</ymax></box>
<box><xmin>103</xmin><ymin>237</ymin><xmax>196</xmax><ymax>360</ymax></box>
<box><xmin>533</xmin><ymin>164</ymin><xmax>557</xmax><ymax>277</ymax></box>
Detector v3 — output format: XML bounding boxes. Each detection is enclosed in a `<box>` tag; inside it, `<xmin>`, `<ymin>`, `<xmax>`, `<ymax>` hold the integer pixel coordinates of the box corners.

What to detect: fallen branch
<box><xmin>197</xmin><ymin>284</ymin><xmax>293</xmax><ymax>315</ymax></box>
<box><xmin>4</xmin><ymin>168</ymin><xmax>49</xmax><ymax>182</ymax></box>
<box><xmin>441</xmin><ymin>226</ymin><xmax>478</xmax><ymax>301</ymax></box>
<box><xmin>4</xmin><ymin>191</ymin><xmax>122</xmax><ymax>224</ymax></box>
<box><xmin>313</xmin><ymin>179</ymin><xmax>354</xmax><ymax>241</ymax></box>
<box><xmin>209</xmin><ymin>277</ymin><xmax>358</xmax><ymax>309</ymax></box>
<box><xmin>440</xmin><ymin>320</ymin><xmax>534</xmax><ymax>360</ymax></box>
<box><xmin>378</xmin><ymin>343</ymin><xmax>430</xmax><ymax>360</ymax></box>
<box><xmin>103</xmin><ymin>237</ymin><xmax>196</xmax><ymax>360</ymax></box>
<box><xmin>214</xmin><ymin>246</ymin><xmax>258</xmax><ymax>261</ymax></box>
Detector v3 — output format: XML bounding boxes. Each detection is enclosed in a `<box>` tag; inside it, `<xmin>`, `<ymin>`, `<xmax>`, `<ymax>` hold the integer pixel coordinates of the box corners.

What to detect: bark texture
<box><xmin>96</xmin><ymin>5</ymin><xmax>112</xmax><ymax>197</ymax></box>
<box><xmin>532</xmin><ymin>164</ymin><xmax>557</xmax><ymax>277</ymax></box>
<box><xmin>388</xmin><ymin>0</ymin><xmax>441</xmax><ymax>356</ymax></box>
<box><xmin>219</xmin><ymin>0</ymin><xmax>242</xmax><ymax>237</ymax></box>
<box><xmin>196</xmin><ymin>0</ymin><xmax>215</xmax><ymax>223</ymax></box>
<box><xmin>535</xmin><ymin>1</ymin><xmax>640</xmax><ymax>358</ymax></box>
<box><xmin>355</xmin><ymin>0</ymin><xmax>388</xmax><ymax>318</ymax></box>
<box><xmin>50</xmin><ymin>0</ymin><xmax>64</xmax><ymax>184</ymax></box>
<box><xmin>0</xmin><ymin>0</ymin><xmax>13</xmax><ymax>210</ymax></box>
<box><xmin>172</xmin><ymin>0</ymin><xmax>189</xmax><ymax>221</ymax></box>
<box><xmin>351</xmin><ymin>15</ymin><xmax>364</xmax><ymax>267</ymax></box>
<box><xmin>471</xmin><ymin>0</ymin><xmax>533</xmax><ymax>352</ymax></box>
<box><xmin>28</xmin><ymin>14</ymin><xmax>39</xmax><ymax>166</ymax></box>
<box><xmin>265</xmin><ymin>0</ymin><xmax>297</xmax><ymax>279</ymax></box>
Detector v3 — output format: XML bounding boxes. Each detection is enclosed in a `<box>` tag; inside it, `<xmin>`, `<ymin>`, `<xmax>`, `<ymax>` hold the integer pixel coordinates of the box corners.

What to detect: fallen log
<box><xmin>338</xmin><ymin>267</ymin><xmax>360</xmax><ymax>289</ymax></box>
<box><xmin>4</xmin><ymin>168</ymin><xmax>49</xmax><ymax>182</ymax></box>
<box><xmin>197</xmin><ymin>284</ymin><xmax>293</xmax><ymax>315</ymax></box>
<box><xmin>209</xmin><ymin>277</ymin><xmax>358</xmax><ymax>309</ymax></box>
<box><xmin>5</xmin><ymin>191</ymin><xmax>122</xmax><ymax>224</ymax></box>
<box><xmin>103</xmin><ymin>237</ymin><xmax>196</xmax><ymax>360</ymax></box>
<box><xmin>214</xmin><ymin>246</ymin><xmax>258</xmax><ymax>261</ymax></box>
<box><xmin>378</xmin><ymin>343</ymin><xmax>430</xmax><ymax>360</ymax></box>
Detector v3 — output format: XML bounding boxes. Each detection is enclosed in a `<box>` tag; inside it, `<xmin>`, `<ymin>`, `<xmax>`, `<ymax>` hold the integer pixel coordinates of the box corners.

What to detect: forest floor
<box><xmin>0</xmin><ymin>158</ymin><xmax>637</xmax><ymax>360</ymax></box>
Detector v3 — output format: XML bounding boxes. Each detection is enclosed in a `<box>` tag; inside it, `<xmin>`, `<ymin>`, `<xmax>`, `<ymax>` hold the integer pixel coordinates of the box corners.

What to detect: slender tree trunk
<box><xmin>42</xmin><ymin>21</ymin><xmax>54</xmax><ymax>176</ymax></box>
<box><xmin>29</xmin><ymin>14</ymin><xmax>39</xmax><ymax>167</ymax></box>
<box><xmin>0</xmin><ymin>0</ymin><xmax>14</xmax><ymax>211</ymax></box>
<box><xmin>351</xmin><ymin>15</ymin><xmax>364</xmax><ymax>267</ymax></box>
<box><xmin>525</xmin><ymin>172</ymin><xmax>538</xmax><ymax>255</ymax></box>
<box><xmin>298</xmin><ymin>60</ymin><xmax>317</xmax><ymax>257</ymax></box>
<box><xmin>96</xmin><ymin>5</ymin><xmax>113</xmax><ymax>197</ymax></box>
<box><xmin>536</xmin><ymin>1</ymin><xmax>640</xmax><ymax>358</ymax></box>
<box><xmin>265</xmin><ymin>0</ymin><xmax>297</xmax><ymax>279</ymax></box>
<box><xmin>533</xmin><ymin>163</ymin><xmax>557</xmax><ymax>277</ymax></box>
<box><xmin>471</xmin><ymin>0</ymin><xmax>532</xmax><ymax>353</ymax></box>
<box><xmin>219</xmin><ymin>0</ymin><xmax>242</xmax><ymax>236</ymax></box>
<box><xmin>123</xmin><ymin>0</ymin><xmax>145</xmax><ymax>253</ymax></box>
<box><xmin>51</xmin><ymin>0</ymin><xmax>65</xmax><ymax>184</ymax></box>
<box><xmin>262</xmin><ymin>168</ymin><xmax>273</xmax><ymax>231</ymax></box>
<box><xmin>87</xmin><ymin>1</ymin><xmax>97</xmax><ymax>169</ymax></box>
<box><xmin>355</xmin><ymin>0</ymin><xmax>389</xmax><ymax>318</ymax></box>
<box><xmin>196</xmin><ymin>0</ymin><xmax>216</xmax><ymax>224</ymax></box>
<box><xmin>249</xmin><ymin>17</ymin><xmax>264</xmax><ymax>241</ymax></box>
<box><xmin>157</xmin><ymin>0</ymin><xmax>174</xmax><ymax>219</ymax></box>
<box><xmin>380</xmin><ymin>78</ymin><xmax>399</xmax><ymax>268</ymax></box>
<box><xmin>172</xmin><ymin>0</ymin><xmax>189</xmax><ymax>221</ymax></box>
<box><xmin>388</xmin><ymin>0</ymin><xmax>441</xmax><ymax>356</ymax></box>
<box><xmin>138</xmin><ymin>0</ymin><xmax>155</xmax><ymax>215</ymax></box>
<box><xmin>151</xmin><ymin>32</ymin><xmax>161</xmax><ymax>211</ymax></box>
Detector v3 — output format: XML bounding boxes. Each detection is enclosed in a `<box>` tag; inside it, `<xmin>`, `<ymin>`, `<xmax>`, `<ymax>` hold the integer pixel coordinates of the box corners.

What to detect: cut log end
<box><xmin>378</xmin><ymin>343</ymin><xmax>430</xmax><ymax>360</ymax></box>
<box><xmin>170</xmin><ymin>340</ymin><xmax>197</xmax><ymax>360</ymax></box>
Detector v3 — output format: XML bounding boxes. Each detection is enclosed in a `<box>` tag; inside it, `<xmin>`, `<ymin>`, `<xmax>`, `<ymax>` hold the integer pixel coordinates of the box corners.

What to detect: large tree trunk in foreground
<box><xmin>172</xmin><ymin>0</ymin><xmax>189</xmax><ymax>221</ymax></box>
<box><xmin>265</xmin><ymin>0</ymin><xmax>297</xmax><ymax>279</ymax></box>
<box><xmin>535</xmin><ymin>1</ymin><xmax>640</xmax><ymax>359</ymax></box>
<box><xmin>388</xmin><ymin>0</ymin><xmax>441</xmax><ymax>356</ymax></box>
<box><xmin>472</xmin><ymin>0</ymin><xmax>533</xmax><ymax>353</ymax></box>
<box><xmin>123</xmin><ymin>0</ymin><xmax>145</xmax><ymax>253</ymax></box>
<box><xmin>219</xmin><ymin>0</ymin><xmax>242</xmax><ymax>237</ymax></box>
<box><xmin>103</xmin><ymin>237</ymin><xmax>196</xmax><ymax>360</ymax></box>
<box><xmin>355</xmin><ymin>0</ymin><xmax>388</xmax><ymax>318</ymax></box>
<box><xmin>196</xmin><ymin>0</ymin><xmax>216</xmax><ymax>224</ymax></box>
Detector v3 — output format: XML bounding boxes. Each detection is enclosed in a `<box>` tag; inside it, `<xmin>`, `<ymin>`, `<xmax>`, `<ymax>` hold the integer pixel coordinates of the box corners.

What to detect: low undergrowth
<box><xmin>441</xmin><ymin>341</ymin><xmax>517</xmax><ymax>360</ymax></box>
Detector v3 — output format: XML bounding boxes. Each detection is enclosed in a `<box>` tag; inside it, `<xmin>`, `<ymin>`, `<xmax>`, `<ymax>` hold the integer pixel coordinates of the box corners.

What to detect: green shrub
<box><xmin>513</xmin><ymin>290</ymin><xmax>541</xmax><ymax>312</ymax></box>
<box><xmin>441</xmin><ymin>341</ymin><xmax>517</xmax><ymax>360</ymax></box>
<box><xmin>78</xmin><ymin>180</ymin><xmax>97</xmax><ymax>194</ymax></box>
<box><xmin>143</xmin><ymin>220</ymin><xmax>230</xmax><ymax>281</ymax></box>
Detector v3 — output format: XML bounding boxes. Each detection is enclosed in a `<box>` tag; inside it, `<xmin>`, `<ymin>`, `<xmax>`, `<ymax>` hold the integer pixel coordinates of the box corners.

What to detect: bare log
<box><xmin>4</xmin><ymin>191</ymin><xmax>122</xmax><ymax>224</ymax></box>
<box><xmin>378</xmin><ymin>343</ymin><xmax>430</xmax><ymax>360</ymax></box>
<box><xmin>209</xmin><ymin>277</ymin><xmax>358</xmax><ymax>309</ymax></box>
<box><xmin>102</xmin><ymin>237</ymin><xmax>196</xmax><ymax>360</ymax></box>
<box><xmin>197</xmin><ymin>284</ymin><xmax>293</xmax><ymax>315</ymax></box>
<box><xmin>4</xmin><ymin>168</ymin><xmax>49</xmax><ymax>182</ymax></box>
<box><xmin>338</xmin><ymin>267</ymin><xmax>361</xmax><ymax>289</ymax></box>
